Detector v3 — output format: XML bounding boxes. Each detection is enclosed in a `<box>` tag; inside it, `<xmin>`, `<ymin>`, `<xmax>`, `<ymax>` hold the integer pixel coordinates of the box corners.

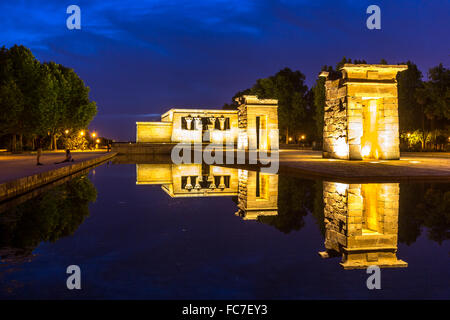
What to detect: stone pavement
<box><xmin>0</xmin><ymin>151</ymin><xmax>113</xmax><ymax>184</ymax></box>
<box><xmin>278</xmin><ymin>150</ymin><xmax>450</xmax><ymax>182</ymax></box>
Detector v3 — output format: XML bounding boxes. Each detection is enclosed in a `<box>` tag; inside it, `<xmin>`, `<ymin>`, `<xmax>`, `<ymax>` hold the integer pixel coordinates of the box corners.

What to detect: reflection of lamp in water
<box><xmin>185</xmin><ymin>176</ymin><xmax>193</xmax><ymax>190</ymax></box>
<box><xmin>218</xmin><ymin>176</ymin><xmax>225</xmax><ymax>189</ymax></box>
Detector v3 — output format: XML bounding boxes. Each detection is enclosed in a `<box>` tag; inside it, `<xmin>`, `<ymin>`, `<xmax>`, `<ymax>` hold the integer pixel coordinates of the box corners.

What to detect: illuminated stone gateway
<box><xmin>136</xmin><ymin>95</ymin><xmax>279</xmax><ymax>151</ymax></box>
<box><xmin>319</xmin><ymin>181</ymin><xmax>407</xmax><ymax>269</ymax></box>
<box><xmin>321</xmin><ymin>64</ymin><xmax>408</xmax><ymax>160</ymax></box>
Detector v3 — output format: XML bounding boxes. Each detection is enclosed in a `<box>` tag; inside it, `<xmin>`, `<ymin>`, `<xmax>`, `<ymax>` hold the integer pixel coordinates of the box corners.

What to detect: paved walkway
<box><xmin>0</xmin><ymin>151</ymin><xmax>112</xmax><ymax>184</ymax></box>
<box><xmin>279</xmin><ymin>150</ymin><xmax>450</xmax><ymax>182</ymax></box>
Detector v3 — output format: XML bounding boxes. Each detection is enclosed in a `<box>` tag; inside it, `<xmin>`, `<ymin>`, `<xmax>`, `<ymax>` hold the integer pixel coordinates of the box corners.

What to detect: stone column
<box><xmin>218</xmin><ymin>116</ymin><xmax>226</xmax><ymax>131</ymax></box>
<box><xmin>208</xmin><ymin>117</ymin><xmax>216</xmax><ymax>130</ymax></box>
<box><xmin>194</xmin><ymin>117</ymin><xmax>202</xmax><ymax>131</ymax></box>
<box><xmin>185</xmin><ymin>176</ymin><xmax>193</xmax><ymax>190</ymax></box>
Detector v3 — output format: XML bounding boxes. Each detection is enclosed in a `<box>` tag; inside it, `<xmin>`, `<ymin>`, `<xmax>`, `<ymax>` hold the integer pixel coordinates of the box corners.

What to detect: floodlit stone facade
<box><xmin>321</xmin><ymin>64</ymin><xmax>407</xmax><ymax>160</ymax></box>
<box><xmin>136</xmin><ymin>95</ymin><xmax>279</xmax><ymax>151</ymax></box>
<box><xmin>136</xmin><ymin>164</ymin><xmax>278</xmax><ymax>220</ymax></box>
<box><xmin>319</xmin><ymin>181</ymin><xmax>407</xmax><ymax>269</ymax></box>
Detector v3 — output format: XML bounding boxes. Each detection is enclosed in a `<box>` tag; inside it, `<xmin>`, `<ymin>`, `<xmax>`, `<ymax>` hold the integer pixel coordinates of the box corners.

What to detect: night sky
<box><xmin>1</xmin><ymin>0</ymin><xmax>449</xmax><ymax>140</ymax></box>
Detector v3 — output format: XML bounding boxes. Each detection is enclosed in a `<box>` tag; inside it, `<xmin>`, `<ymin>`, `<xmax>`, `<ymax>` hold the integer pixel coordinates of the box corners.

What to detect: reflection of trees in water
<box><xmin>258</xmin><ymin>176</ymin><xmax>315</xmax><ymax>234</ymax></box>
<box><xmin>0</xmin><ymin>175</ymin><xmax>97</xmax><ymax>262</ymax></box>
<box><xmin>399</xmin><ymin>183</ymin><xmax>450</xmax><ymax>245</ymax></box>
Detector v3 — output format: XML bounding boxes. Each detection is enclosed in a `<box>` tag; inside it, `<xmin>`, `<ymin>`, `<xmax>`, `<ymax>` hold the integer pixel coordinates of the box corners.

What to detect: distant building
<box><xmin>136</xmin><ymin>95</ymin><xmax>279</xmax><ymax>151</ymax></box>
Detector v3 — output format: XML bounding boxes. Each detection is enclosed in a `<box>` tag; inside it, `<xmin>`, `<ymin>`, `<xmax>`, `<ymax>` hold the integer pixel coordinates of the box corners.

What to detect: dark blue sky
<box><xmin>1</xmin><ymin>0</ymin><xmax>449</xmax><ymax>140</ymax></box>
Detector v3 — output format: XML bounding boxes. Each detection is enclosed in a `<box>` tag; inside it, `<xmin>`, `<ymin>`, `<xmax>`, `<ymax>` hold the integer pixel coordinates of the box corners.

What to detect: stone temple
<box><xmin>136</xmin><ymin>95</ymin><xmax>279</xmax><ymax>151</ymax></box>
<box><xmin>320</xmin><ymin>64</ymin><xmax>407</xmax><ymax>160</ymax></box>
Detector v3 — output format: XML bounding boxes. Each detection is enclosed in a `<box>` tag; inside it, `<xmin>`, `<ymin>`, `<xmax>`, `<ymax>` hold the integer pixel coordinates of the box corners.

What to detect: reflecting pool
<box><xmin>0</xmin><ymin>161</ymin><xmax>448</xmax><ymax>299</ymax></box>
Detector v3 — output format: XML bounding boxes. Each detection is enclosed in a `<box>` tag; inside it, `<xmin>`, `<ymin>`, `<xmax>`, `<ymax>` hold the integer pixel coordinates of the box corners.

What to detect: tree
<box><xmin>0</xmin><ymin>45</ymin><xmax>97</xmax><ymax>151</ymax></box>
<box><xmin>415</xmin><ymin>63</ymin><xmax>450</xmax><ymax>150</ymax></box>
<box><xmin>224</xmin><ymin>68</ymin><xmax>310</xmax><ymax>143</ymax></box>
<box><xmin>0</xmin><ymin>174</ymin><xmax>96</xmax><ymax>260</ymax></box>
<box><xmin>0</xmin><ymin>45</ymin><xmax>42</xmax><ymax>151</ymax></box>
<box><xmin>258</xmin><ymin>176</ymin><xmax>314</xmax><ymax>233</ymax></box>
<box><xmin>397</xmin><ymin>61</ymin><xmax>424</xmax><ymax>133</ymax></box>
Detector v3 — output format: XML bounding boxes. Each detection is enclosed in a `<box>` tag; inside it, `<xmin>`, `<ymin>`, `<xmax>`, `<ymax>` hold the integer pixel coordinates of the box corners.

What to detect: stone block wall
<box><xmin>320</xmin><ymin>181</ymin><xmax>407</xmax><ymax>269</ymax></box>
<box><xmin>236</xmin><ymin>95</ymin><xmax>279</xmax><ymax>151</ymax></box>
<box><xmin>136</xmin><ymin>122</ymin><xmax>173</xmax><ymax>143</ymax></box>
<box><xmin>321</xmin><ymin>64</ymin><xmax>407</xmax><ymax>160</ymax></box>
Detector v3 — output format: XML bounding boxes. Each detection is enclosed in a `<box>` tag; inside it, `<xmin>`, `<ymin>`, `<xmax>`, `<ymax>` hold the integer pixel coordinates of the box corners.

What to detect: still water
<box><xmin>0</xmin><ymin>161</ymin><xmax>448</xmax><ymax>299</ymax></box>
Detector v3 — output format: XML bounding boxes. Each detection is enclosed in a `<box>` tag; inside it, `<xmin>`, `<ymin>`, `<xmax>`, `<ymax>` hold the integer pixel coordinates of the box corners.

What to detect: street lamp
<box><xmin>91</xmin><ymin>132</ymin><xmax>96</xmax><ymax>138</ymax></box>
<box><xmin>79</xmin><ymin>130</ymin><xmax>85</xmax><ymax>136</ymax></box>
<box><xmin>64</xmin><ymin>129</ymin><xmax>69</xmax><ymax>134</ymax></box>
<box><xmin>301</xmin><ymin>135</ymin><xmax>306</xmax><ymax>140</ymax></box>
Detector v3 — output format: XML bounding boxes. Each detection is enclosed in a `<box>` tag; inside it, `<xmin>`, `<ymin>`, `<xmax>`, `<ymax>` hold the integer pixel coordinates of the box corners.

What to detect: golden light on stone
<box><xmin>321</xmin><ymin>64</ymin><xmax>407</xmax><ymax>160</ymax></box>
<box><xmin>135</xmin><ymin>164</ymin><xmax>278</xmax><ymax>220</ymax></box>
<box><xmin>319</xmin><ymin>181</ymin><xmax>407</xmax><ymax>269</ymax></box>
<box><xmin>135</xmin><ymin>95</ymin><xmax>279</xmax><ymax>151</ymax></box>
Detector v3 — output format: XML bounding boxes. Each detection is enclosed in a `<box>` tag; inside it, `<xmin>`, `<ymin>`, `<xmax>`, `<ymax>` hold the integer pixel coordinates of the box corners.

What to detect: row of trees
<box><xmin>224</xmin><ymin>57</ymin><xmax>450</xmax><ymax>151</ymax></box>
<box><xmin>0</xmin><ymin>45</ymin><xmax>97</xmax><ymax>151</ymax></box>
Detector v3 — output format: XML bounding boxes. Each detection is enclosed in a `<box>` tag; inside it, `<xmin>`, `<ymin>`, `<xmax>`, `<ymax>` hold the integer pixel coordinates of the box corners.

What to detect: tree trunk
<box><xmin>11</xmin><ymin>134</ymin><xmax>16</xmax><ymax>152</ymax></box>
<box><xmin>285</xmin><ymin>127</ymin><xmax>289</xmax><ymax>144</ymax></box>
<box><xmin>53</xmin><ymin>135</ymin><xmax>58</xmax><ymax>151</ymax></box>
<box><xmin>18</xmin><ymin>134</ymin><xmax>23</xmax><ymax>151</ymax></box>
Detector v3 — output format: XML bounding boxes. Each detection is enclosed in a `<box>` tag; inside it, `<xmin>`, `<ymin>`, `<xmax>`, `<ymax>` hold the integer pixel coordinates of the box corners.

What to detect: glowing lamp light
<box><xmin>79</xmin><ymin>130</ymin><xmax>85</xmax><ymax>136</ymax></box>
<box><xmin>334</xmin><ymin>138</ymin><xmax>348</xmax><ymax>158</ymax></box>
<box><xmin>96</xmin><ymin>139</ymin><xmax>100</xmax><ymax>143</ymax></box>
<box><xmin>288</xmin><ymin>137</ymin><xmax>292</xmax><ymax>142</ymax></box>
<box><xmin>64</xmin><ymin>129</ymin><xmax>69</xmax><ymax>134</ymax></box>
<box><xmin>335</xmin><ymin>182</ymin><xmax>349</xmax><ymax>195</ymax></box>
<box><xmin>91</xmin><ymin>132</ymin><xmax>96</xmax><ymax>138</ymax></box>
<box><xmin>361</xmin><ymin>145</ymin><xmax>371</xmax><ymax>158</ymax></box>
<box><xmin>301</xmin><ymin>135</ymin><xmax>305</xmax><ymax>140</ymax></box>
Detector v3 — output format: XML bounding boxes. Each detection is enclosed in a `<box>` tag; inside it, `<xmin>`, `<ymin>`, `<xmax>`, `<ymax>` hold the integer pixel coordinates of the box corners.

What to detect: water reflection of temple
<box><xmin>136</xmin><ymin>164</ymin><xmax>278</xmax><ymax>220</ymax></box>
<box><xmin>319</xmin><ymin>181</ymin><xmax>407</xmax><ymax>269</ymax></box>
